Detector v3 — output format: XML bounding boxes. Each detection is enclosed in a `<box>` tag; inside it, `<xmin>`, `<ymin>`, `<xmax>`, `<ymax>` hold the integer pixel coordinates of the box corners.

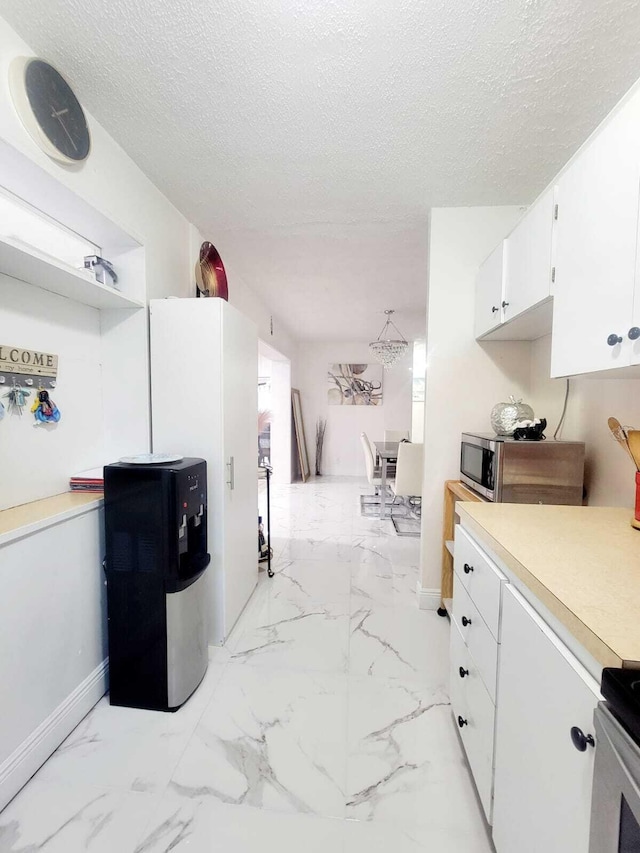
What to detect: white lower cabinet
<box><xmin>452</xmin><ymin>579</ymin><xmax>499</xmax><ymax>702</ymax></box>
<box><xmin>451</xmin><ymin>531</ymin><xmax>506</xmax><ymax>824</ymax></box>
<box><xmin>450</xmin><ymin>622</ymin><xmax>496</xmax><ymax>821</ymax></box>
<box><xmin>492</xmin><ymin>585</ymin><xmax>600</xmax><ymax>853</ymax></box>
<box><xmin>454</xmin><ymin>526</ymin><xmax>505</xmax><ymax>638</ymax></box>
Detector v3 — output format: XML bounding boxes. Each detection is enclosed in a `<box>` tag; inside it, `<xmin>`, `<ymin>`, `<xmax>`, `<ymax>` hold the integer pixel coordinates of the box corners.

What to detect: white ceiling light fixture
<box><xmin>369</xmin><ymin>309</ymin><xmax>409</xmax><ymax>369</ymax></box>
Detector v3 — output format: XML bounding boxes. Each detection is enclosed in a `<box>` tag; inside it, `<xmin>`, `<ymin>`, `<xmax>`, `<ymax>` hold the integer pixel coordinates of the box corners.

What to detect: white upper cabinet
<box><xmin>474</xmin><ymin>242</ymin><xmax>506</xmax><ymax>339</ymax></box>
<box><xmin>475</xmin><ymin>191</ymin><xmax>556</xmax><ymax>342</ymax></box>
<box><xmin>503</xmin><ymin>187</ymin><xmax>555</xmax><ymax>323</ymax></box>
<box><xmin>551</xmin><ymin>88</ymin><xmax>640</xmax><ymax>377</ymax></box>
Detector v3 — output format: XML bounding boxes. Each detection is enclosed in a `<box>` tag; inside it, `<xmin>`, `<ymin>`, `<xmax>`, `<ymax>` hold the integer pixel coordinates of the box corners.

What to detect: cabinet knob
<box><xmin>463</xmin><ymin>563</ymin><xmax>474</xmax><ymax>574</ymax></box>
<box><xmin>501</xmin><ymin>301</ymin><xmax>509</xmax><ymax>309</ymax></box>
<box><xmin>629</xmin><ymin>327</ymin><xmax>640</xmax><ymax>341</ymax></box>
<box><xmin>457</xmin><ymin>715</ymin><xmax>468</xmax><ymax>728</ymax></box>
<box><xmin>491</xmin><ymin>306</ymin><xmax>499</xmax><ymax>314</ymax></box>
<box><xmin>459</xmin><ymin>666</ymin><xmax>469</xmax><ymax>678</ymax></box>
<box><xmin>461</xmin><ymin>616</ymin><xmax>472</xmax><ymax>627</ymax></box>
<box><xmin>570</xmin><ymin>726</ymin><xmax>595</xmax><ymax>752</ymax></box>
<box><xmin>607</xmin><ymin>334</ymin><xmax>623</xmax><ymax>346</ymax></box>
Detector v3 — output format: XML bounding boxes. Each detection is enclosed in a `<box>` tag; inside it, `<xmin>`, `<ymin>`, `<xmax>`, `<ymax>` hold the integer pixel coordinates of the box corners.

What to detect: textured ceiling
<box><xmin>3</xmin><ymin>0</ymin><xmax>640</xmax><ymax>340</ymax></box>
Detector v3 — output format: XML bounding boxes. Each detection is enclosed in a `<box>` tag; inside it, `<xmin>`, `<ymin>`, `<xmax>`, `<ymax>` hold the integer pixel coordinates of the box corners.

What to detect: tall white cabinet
<box><xmin>150</xmin><ymin>298</ymin><xmax>258</xmax><ymax>645</ymax></box>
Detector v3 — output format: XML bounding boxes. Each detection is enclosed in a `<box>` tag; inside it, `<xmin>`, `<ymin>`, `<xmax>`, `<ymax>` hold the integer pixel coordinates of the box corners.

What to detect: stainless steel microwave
<box><xmin>460</xmin><ymin>432</ymin><xmax>585</xmax><ymax>504</ymax></box>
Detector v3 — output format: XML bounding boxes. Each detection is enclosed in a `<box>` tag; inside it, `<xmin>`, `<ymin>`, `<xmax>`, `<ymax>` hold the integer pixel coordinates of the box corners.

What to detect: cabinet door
<box><xmin>504</xmin><ymin>187</ymin><xmax>555</xmax><ymax>322</ymax></box>
<box><xmin>475</xmin><ymin>242</ymin><xmax>505</xmax><ymax>339</ymax></box>
<box><xmin>222</xmin><ymin>302</ymin><xmax>258</xmax><ymax>639</ymax></box>
<box><xmin>551</xmin><ymin>88</ymin><xmax>640</xmax><ymax>377</ymax></box>
<box><xmin>492</xmin><ymin>586</ymin><xmax>600</xmax><ymax>853</ymax></box>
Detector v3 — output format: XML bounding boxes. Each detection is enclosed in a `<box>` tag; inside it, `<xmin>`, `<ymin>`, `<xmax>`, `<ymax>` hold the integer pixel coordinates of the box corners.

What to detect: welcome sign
<box><xmin>0</xmin><ymin>345</ymin><xmax>58</xmax><ymax>378</ymax></box>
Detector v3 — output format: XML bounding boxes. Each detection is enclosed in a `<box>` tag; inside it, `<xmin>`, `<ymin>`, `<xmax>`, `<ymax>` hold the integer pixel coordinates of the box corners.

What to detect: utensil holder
<box><xmin>633</xmin><ymin>471</ymin><xmax>640</xmax><ymax>530</ymax></box>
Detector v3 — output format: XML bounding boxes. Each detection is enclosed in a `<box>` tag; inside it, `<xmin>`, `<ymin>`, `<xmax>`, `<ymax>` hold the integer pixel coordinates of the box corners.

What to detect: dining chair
<box><xmin>361</xmin><ymin>432</ymin><xmax>383</xmax><ymax>495</ymax></box>
<box><xmin>390</xmin><ymin>442</ymin><xmax>424</xmax><ymax>536</ymax></box>
<box><xmin>366</xmin><ymin>433</ymin><xmax>395</xmax><ymax>478</ymax></box>
<box><xmin>384</xmin><ymin>429</ymin><xmax>410</xmax><ymax>443</ymax></box>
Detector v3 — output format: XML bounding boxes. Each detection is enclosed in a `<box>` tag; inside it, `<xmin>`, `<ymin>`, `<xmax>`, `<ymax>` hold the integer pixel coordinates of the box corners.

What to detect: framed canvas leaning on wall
<box><xmin>291</xmin><ymin>388</ymin><xmax>310</xmax><ymax>482</ymax></box>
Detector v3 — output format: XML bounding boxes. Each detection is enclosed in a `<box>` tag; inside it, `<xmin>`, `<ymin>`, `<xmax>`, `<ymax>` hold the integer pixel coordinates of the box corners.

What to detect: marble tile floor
<box><xmin>0</xmin><ymin>476</ymin><xmax>493</xmax><ymax>852</ymax></box>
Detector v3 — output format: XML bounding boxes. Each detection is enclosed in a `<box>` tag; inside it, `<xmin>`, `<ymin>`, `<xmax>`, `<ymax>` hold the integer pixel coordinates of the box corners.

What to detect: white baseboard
<box><xmin>0</xmin><ymin>658</ymin><xmax>108</xmax><ymax>811</ymax></box>
<box><xmin>416</xmin><ymin>583</ymin><xmax>442</xmax><ymax>611</ymax></box>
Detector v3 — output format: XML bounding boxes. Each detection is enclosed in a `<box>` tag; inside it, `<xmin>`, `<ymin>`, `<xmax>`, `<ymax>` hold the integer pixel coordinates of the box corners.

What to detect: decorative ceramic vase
<box><xmin>490</xmin><ymin>396</ymin><xmax>535</xmax><ymax>436</ymax></box>
<box><xmin>195</xmin><ymin>241</ymin><xmax>228</xmax><ymax>300</ymax></box>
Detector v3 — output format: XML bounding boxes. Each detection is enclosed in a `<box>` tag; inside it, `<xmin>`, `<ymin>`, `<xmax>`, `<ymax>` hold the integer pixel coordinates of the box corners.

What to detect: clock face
<box><xmin>10</xmin><ymin>58</ymin><xmax>90</xmax><ymax>163</ymax></box>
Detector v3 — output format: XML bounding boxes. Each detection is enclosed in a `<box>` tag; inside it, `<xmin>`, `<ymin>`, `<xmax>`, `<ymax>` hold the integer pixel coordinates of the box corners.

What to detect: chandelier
<box><xmin>369</xmin><ymin>310</ymin><xmax>409</xmax><ymax>368</ymax></box>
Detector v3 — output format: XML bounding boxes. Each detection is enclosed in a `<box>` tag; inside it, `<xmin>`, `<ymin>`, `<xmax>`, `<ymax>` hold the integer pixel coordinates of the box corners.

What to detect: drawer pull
<box><xmin>570</xmin><ymin>726</ymin><xmax>595</xmax><ymax>752</ymax></box>
<box><xmin>458</xmin><ymin>715</ymin><xmax>468</xmax><ymax>728</ymax></box>
<box><xmin>459</xmin><ymin>666</ymin><xmax>469</xmax><ymax>678</ymax></box>
<box><xmin>463</xmin><ymin>563</ymin><xmax>474</xmax><ymax>574</ymax></box>
<box><xmin>461</xmin><ymin>616</ymin><xmax>472</xmax><ymax>627</ymax></box>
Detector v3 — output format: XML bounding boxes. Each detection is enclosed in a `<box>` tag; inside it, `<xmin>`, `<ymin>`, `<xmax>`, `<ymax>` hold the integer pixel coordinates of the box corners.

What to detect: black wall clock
<box><xmin>9</xmin><ymin>56</ymin><xmax>91</xmax><ymax>165</ymax></box>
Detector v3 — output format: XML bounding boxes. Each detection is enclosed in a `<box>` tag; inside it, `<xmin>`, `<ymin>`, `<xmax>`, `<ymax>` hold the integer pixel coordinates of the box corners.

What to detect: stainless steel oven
<box><xmin>460</xmin><ymin>432</ymin><xmax>585</xmax><ymax>504</ymax></box>
<box><xmin>590</xmin><ymin>703</ymin><xmax>640</xmax><ymax>851</ymax></box>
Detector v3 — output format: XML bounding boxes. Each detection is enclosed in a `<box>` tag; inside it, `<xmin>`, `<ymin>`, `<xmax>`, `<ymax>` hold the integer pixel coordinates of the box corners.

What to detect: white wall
<box><xmin>0</xmin><ymin>19</ymin><xmax>193</xmax><ymax>304</ymax></box>
<box><xmin>297</xmin><ymin>342</ymin><xmax>414</xmax><ymax>477</ymax></box>
<box><xmin>188</xmin><ymin>224</ymin><xmax>299</xmax><ymax>368</ymax></box>
<box><xmin>0</xmin><ymin>16</ymin><xmax>195</xmax><ymax>508</ymax></box>
<box><xmin>0</xmin><ymin>15</ymin><xmax>199</xmax><ymax>801</ymax></box>
<box><xmin>529</xmin><ymin>335</ymin><xmax>640</xmax><ymax>508</ymax></box>
<box><xmin>0</xmin><ymin>278</ymin><xmax>106</xmax><ymax>509</ymax></box>
<box><xmin>0</xmin><ymin>17</ymin><xmax>298</xmax><ymax>509</ymax></box>
<box><xmin>419</xmin><ymin>207</ymin><xmax>531</xmax><ymax>595</ymax></box>
<box><xmin>0</xmin><ymin>12</ymin><xmax>297</xmax><ymax>808</ymax></box>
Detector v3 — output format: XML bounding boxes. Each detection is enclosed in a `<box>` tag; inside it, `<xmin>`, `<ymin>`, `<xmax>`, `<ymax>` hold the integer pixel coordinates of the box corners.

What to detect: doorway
<box><xmin>411</xmin><ymin>339</ymin><xmax>426</xmax><ymax>442</ymax></box>
<box><xmin>258</xmin><ymin>340</ymin><xmax>292</xmax><ymax>485</ymax></box>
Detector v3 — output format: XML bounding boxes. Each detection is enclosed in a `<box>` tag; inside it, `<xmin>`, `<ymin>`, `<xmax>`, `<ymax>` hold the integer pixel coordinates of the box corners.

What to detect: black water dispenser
<box><xmin>104</xmin><ymin>458</ymin><xmax>210</xmax><ymax>711</ymax></box>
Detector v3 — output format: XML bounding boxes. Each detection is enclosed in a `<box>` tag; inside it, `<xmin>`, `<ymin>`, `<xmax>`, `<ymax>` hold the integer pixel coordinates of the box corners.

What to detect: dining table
<box><xmin>374</xmin><ymin>441</ymin><xmax>399</xmax><ymax>519</ymax></box>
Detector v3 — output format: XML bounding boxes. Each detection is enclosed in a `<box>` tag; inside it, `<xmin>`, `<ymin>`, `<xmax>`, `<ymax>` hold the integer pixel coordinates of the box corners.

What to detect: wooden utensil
<box><xmin>608</xmin><ymin>417</ymin><xmax>636</xmax><ymax>466</ymax></box>
<box><xmin>626</xmin><ymin>430</ymin><xmax>640</xmax><ymax>471</ymax></box>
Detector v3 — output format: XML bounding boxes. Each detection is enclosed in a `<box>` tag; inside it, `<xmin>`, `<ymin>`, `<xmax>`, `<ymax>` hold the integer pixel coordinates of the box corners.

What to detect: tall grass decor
<box><xmin>315</xmin><ymin>418</ymin><xmax>327</xmax><ymax>476</ymax></box>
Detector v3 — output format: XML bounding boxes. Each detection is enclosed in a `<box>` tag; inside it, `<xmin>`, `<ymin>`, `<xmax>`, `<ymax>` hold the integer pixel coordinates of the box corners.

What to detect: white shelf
<box><xmin>0</xmin><ymin>235</ymin><xmax>144</xmax><ymax>310</ymax></box>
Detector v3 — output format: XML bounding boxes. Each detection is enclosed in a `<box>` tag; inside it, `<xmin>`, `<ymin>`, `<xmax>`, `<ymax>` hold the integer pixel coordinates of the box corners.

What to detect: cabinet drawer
<box><xmin>454</xmin><ymin>526</ymin><xmax>505</xmax><ymax>639</ymax></box>
<box><xmin>450</xmin><ymin>621</ymin><xmax>495</xmax><ymax>823</ymax></box>
<box><xmin>452</xmin><ymin>577</ymin><xmax>499</xmax><ymax>701</ymax></box>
